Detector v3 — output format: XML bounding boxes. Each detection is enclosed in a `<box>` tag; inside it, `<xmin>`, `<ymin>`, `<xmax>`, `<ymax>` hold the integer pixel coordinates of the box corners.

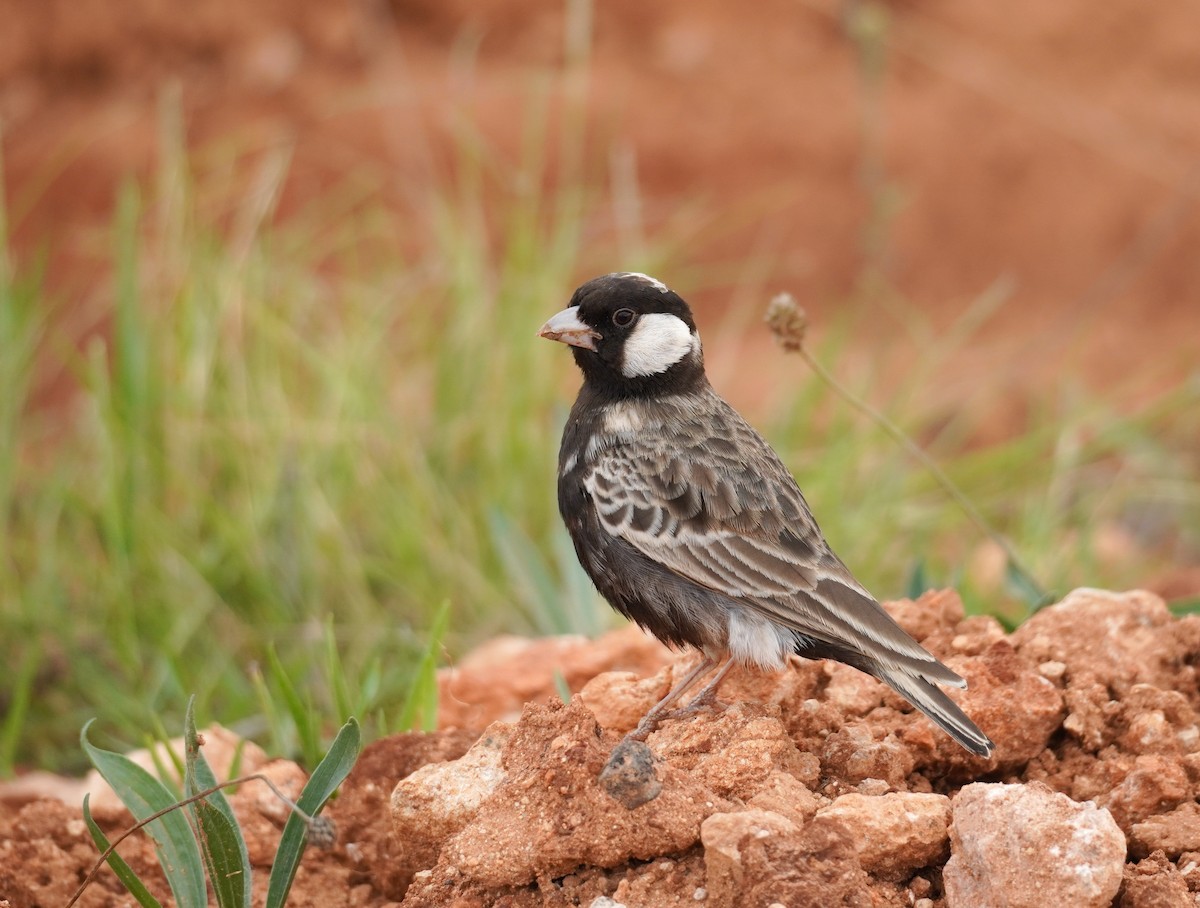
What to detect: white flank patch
<box><xmin>615</xmin><ymin>271</ymin><xmax>670</xmax><ymax>293</ymax></box>
<box><xmin>727</xmin><ymin>609</ymin><xmax>792</xmax><ymax>672</ymax></box>
<box><xmin>621</xmin><ymin>313</ymin><xmax>699</xmax><ymax>377</ymax></box>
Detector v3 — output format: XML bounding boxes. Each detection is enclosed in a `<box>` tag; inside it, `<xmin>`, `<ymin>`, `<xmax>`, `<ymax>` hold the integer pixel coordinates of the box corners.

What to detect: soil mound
<box><xmin>6</xmin><ymin>588</ymin><xmax>1200</xmax><ymax>907</ymax></box>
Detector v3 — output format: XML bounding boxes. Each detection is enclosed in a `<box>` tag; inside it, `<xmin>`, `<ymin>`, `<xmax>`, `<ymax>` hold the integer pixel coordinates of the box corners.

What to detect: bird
<box><xmin>537</xmin><ymin>272</ymin><xmax>994</xmax><ymax>757</ymax></box>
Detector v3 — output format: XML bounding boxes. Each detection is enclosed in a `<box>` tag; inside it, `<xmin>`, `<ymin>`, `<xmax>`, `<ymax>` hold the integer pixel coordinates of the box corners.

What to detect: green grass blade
<box><xmin>184</xmin><ymin>698</ymin><xmax>251</xmax><ymax>908</ymax></box>
<box><xmin>396</xmin><ymin>601</ymin><xmax>450</xmax><ymax>732</ymax></box>
<box><xmin>0</xmin><ymin>645</ymin><xmax>39</xmax><ymax>776</ymax></box>
<box><xmin>264</xmin><ymin>644</ymin><xmax>321</xmax><ymax>767</ymax></box>
<box><xmin>265</xmin><ymin>717</ymin><xmax>362</xmax><ymax>908</ymax></box>
<box><xmin>81</xmin><ymin>720</ymin><xmax>207</xmax><ymax>908</ymax></box>
<box><xmin>82</xmin><ymin>793</ymin><xmax>165</xmax><ymax>908</ymax></box>
<box><xmin>489</xmin><ymin>510</ymin><xmax>568</xmax><ymax>633</ymax></box>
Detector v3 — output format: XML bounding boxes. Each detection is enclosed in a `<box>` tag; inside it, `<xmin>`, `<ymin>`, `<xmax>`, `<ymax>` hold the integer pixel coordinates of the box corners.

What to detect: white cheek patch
<box><xmin>621</xmin><ymin>313</ymin><xmax>699</xmax><ymax>377</ymax></box>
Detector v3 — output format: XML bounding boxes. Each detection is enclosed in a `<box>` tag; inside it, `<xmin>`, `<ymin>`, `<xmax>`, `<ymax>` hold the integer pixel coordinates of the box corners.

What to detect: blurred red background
<box><xmin>3</xmin><ymin>0</ymin><xmax>1198</xmax><ymax>393</ymax></box>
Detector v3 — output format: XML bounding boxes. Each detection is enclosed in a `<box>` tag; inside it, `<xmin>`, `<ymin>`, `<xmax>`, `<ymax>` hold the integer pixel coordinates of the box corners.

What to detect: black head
<box><xmin>538</xmin><ymin>272</ymin><xmax>707</xmax><ymax>399</ymax></box>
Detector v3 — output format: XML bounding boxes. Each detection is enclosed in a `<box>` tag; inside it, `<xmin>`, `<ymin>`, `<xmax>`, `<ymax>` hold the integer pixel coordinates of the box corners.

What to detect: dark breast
<box><xmin>557</xmin><ymin>400</ymin><xmax>722</xmax><ymax>652</ymax></box>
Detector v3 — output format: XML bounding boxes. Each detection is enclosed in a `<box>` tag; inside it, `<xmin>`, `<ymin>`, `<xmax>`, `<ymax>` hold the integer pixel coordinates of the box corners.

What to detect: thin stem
<box><xmin>765</xmin><ymin>292</ymin><xmax>1044</xmax><ymax>601</ymax></box>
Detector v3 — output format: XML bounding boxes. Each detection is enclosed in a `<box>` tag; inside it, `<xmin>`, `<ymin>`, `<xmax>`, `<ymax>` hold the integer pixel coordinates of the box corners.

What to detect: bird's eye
<box><xmin>612</xmin><ymin>308</ymin><xmax>637</xmax><ymax>328</ymax></box>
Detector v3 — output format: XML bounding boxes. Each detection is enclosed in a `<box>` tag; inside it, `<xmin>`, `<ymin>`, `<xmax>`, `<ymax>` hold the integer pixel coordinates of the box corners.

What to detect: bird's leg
<box><xmin>625</xmin><ymin>655</ymin><xmax>717</xmax><ymax>742</ymax></box>
<box><xmin>662</xmin><ymin>657</ymin><xmax>736</xmax><ymax>720</ymax></box>
<box><xmin>601</xmin><ymin>655</ymin><xmax>727</xmax><ymax>807</ymax></box>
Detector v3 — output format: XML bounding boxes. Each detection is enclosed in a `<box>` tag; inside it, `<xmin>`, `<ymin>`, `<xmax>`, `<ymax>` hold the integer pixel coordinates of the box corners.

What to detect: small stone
<box><xmin>599</xmin><ymin>739</ymin><xmax>662</xmax><ymax>809</ymax></box>
<box><xmin>1119</xmin><ymin>851</ymin><xmax>1191</xmax><ymax>907</ymax></box>
<box><xmin>1130</xmin><ymin>801</ymin><xmax>1200</xmax><ymax>859</ymax></box>
<box><xmin>1039</xmin><ymin>661</ymin><xmax>1067</xmax><ymax>680</ymax></box>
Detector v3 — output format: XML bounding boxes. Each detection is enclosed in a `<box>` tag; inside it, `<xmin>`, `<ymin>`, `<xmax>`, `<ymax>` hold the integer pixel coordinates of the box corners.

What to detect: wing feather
<box><xmin>583</xmin><ymin>395</ymin><xmax>951</xmax><ymax>675</ymax></box>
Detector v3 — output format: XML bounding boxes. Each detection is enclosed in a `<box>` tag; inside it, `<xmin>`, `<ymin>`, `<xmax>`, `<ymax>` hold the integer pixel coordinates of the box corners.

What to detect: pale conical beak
<box><xmin>537</xmin><ymin>306</ymin><xmax>601</xmax><ymax>352</ymax></box>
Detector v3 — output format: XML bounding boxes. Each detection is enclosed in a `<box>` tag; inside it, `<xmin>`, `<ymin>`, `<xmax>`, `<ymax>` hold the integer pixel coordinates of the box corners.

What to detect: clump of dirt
<box><xmin>5</xmin><ymin>588</ymin><xmax>1200</xmax><ymax>907</ymax></box>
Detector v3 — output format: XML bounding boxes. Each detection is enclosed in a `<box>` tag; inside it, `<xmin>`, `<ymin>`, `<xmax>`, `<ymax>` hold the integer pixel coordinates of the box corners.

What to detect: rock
<box><xmin>820</xmin><ymin>724</ymin><xmax>915</xmax><ymax>789</ymax></box>
<box><xmin>653</xmin><ymin>703</ymin><xmax>816</xmax><ymax>802</ymax></box>
<box><xmin>944</xmin><ymin>782</ymin><xmax>1126</xmax><ymax>908</ymax></box>
<box><xmin>736</xmin><ymin>817</ymin><xmax>880</xmax><ymax>908</ymax></box>
<box><xmin>815</xmin><ymin>791</ymin><xmax>951</xmax><ymax>880</ymax></box>
<box><xmin>580</xmin><ymin>669</ymin><xmax>670</xmax><ymax>735</ymax></box>
<box><xmin>598</xmin><ymin>739</ymin><xmax>662</xmax><ymax>809</ymax></box>
<box><xmin>1099</xmin><ymin>755</ymin><xmax>1192</xmax><ymax>832</ymax></box>
<box><xmin>0</xmin><ymin>771</ymin><xmax>87</xmax><ymax>808</ymax></box>
<box><xmin>1177</xmin><ymin>851</ymin><xmax>1200</xmax><ymax>890</ymax></box>
<box><xmin>1062</xmin><ymin>675</ymin><xmax>1121</xmax><ymax>750</ymax></box>
<box><xmin>1117</xmin><ymin>685</ymin><xmax>1200</xmax><ymax>757</ymax></box>
<box><xmin>823</xmin><ymin>662</ymin><xmax>886</xmax><ymax>716</ymax></box>
<box><xmin>702</xmin><ymin>808</ymin><xmax>889</xmax><ymax>908</ymax></box>
<box><xmin>883</xmin><ymin>588</ymin><xmax>967</xmax><ymax>644</ymax></box>
<box><xmin>701</xmin><ymin>808</ymin><xmax>800</xmax><ymax>907</ymax></box>
<box><xmin>1131</xmin><ymin>801</ymin><xmax>1200</xmax><ymax>859</ymax></box>
<box><xmin>390</xmin><ymin>723</ymin><xmax>511</xmax><ymax>886</ymax></box>
<box><xmin>783</xmin><ymin>696</ymin><xmax>846</xmax><ymax>755</ymax></box>
<box><xmin>605</xmin><ymin>854</ymin><xmax>709</xmax><ymax>908</ymax></box>
<box><xmin>438</xmin><ymin>699</ymin><xmax>717</xmax><ymax>889</ymax></box>
<box><xmin>745</xmin><ymin>771</ymin><xmax>824</xmax><ymax>826</ymax></box>
<box><xmin>228</xmin><ymin>757</ymin><xmax>309</xmax><ymax>865</ymax></box>
<box><xmin>335</xmin><ymin>731</ymin><xmax>475</xmax><ymax>900</ymax></box>
<box><xmin>909</xmin><ymin>639</ymin><xmax>1064</xmax><ymax>774</ymax></box>
<box><xmin>1011</xmin><ymin>589</ymin><xmax>1179</xmax><ymax>694</ymax></box>
<box><xmin>438</xmin><ymin>625</ymin><xmax>672</xmax><ymax>730</ymax></box>
<box><xmin>238</xmin><ymin>758</ymin><xmax>308</xmax><ymax>826</ymax></box>
<box><xmin>1118</xmin><ymin>851</ymin><xmax>1192</xmax><ymax>908</ymax></box>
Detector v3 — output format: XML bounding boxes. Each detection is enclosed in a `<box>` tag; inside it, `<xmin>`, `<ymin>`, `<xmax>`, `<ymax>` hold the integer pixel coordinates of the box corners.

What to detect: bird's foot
<box><xmin>661</xmin><ymin>687</ymin><xmax>728</xmax><ymax>722</ymax></box>
<box><xmin>624</xmin><ymin>710</ymin><xmax>665</xmax><ymax>743</ymax></box>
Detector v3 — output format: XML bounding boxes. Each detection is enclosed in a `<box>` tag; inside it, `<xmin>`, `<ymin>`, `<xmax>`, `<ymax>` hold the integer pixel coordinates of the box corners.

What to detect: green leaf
<box><xmin>1005</xmin><ymin>558</ymin><xmax>1052</xmax><ymax>611</ymax></box>
<box><xmin>265</xmin><ymin>717</ymin><xmax>362</xmax><ymax>908</ymax></box>
<box><xmin>184</xmin><ymin>698</ymin><xmax>251</xmax><ymax>908</ymax></box>
<box><xmin>82</xmin><ymin>793</ymin><xmax>165</xmax><ymax>908</ymax></box>
<box><xmin>396</xmin><ymin>601</ymin><xmax>449</xmax><ymax>732</ymax></box>
<box><xmin>192</xmin><ymin>800</ymin><xmax>249</xmax><ymax>908</ymax></box>
<box><xmin>552</xmin><ymin>669</ymin><xmax>571</xmax><ymax>705</ymax></box>
<box><xmin>905</xmin><ymin>559</ymin><xmax>931</xmax><ymax>600</ymax></box>
<box><xmin>81</xmin><ymin>720</ymin><xmax>207</xmax><ymax>908</ymax></box>
<box><xmin>1170</xmin><ymin>597</ymin><xmax>1200</xmax><ymax>615</ymax></box>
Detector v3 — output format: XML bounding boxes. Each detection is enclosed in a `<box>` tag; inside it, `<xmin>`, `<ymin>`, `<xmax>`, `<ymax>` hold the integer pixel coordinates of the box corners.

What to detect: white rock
<box><xmin>944</xmin><ymin>782</ymin><xmax>1125</xmax><ymax>908</ymax></box>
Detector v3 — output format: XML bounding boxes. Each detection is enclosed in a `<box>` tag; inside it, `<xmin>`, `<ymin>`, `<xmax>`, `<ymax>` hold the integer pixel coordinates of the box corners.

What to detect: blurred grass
<box><xmin>2</xmin><ymin>100</ymin><xmax>1198</xmax><ymax>773</ymax></box>
<box><xmin>0</xmin><ymin>103</ymin><xmax>629</xmax><ymax>771</ymax></box>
